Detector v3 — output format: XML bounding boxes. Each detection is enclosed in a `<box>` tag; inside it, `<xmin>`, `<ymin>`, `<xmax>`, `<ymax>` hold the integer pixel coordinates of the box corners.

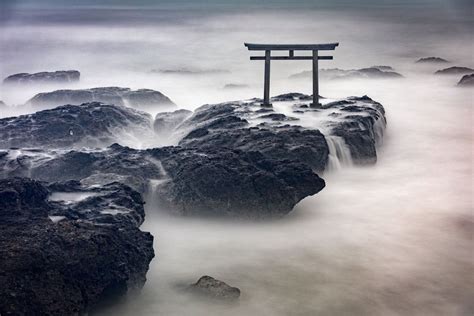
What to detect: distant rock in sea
<box><xmin>435</xmin><ymin>66</ymin><xmax>474</xmax><ymax>75</ymax></box>
<box><xmin>416</xmin><ymin>57</ymin><xmax>449</xmax><ymax>63</ymax></box>
<box><xmin>0</xmin><ymin>177</ymin><xmax>154</xmax><ymax>315</ymax></box>
<box><xmin>27</xmin><ymin>86</ymin><xmax>176</xmax><ymax>112</ymax></box>
<box><xmin>290</xmin><ymin>66</ymin><xmax>402</xmax><ymax>80</ymax></box>
<box><xmin>189</xmin><ymin>276</ymin><xmax>240</xmax><ymax>300</ymax></box>
<box><xmin>0</xmin><ymin>100</ymin><xmax>6</xmax><ymax>108</ymax></box>
<box><xmin>3</xmin><ymin>70</ymin><xmax>80</xmax><ymax>85</ymax></box>
<box><xmin>0</xmin><ymin>102</ymin><xmax>154</xmax><ymax>149</ymax></box>
<box><xmin>457</xmin><ymin>74</ymin><xmax>474</xmax><ymax>86</ymax></box>
<box><xmin>223</xmin><ymin>83</ymin><xmax>249</xmax><ymax>89</ymax></box>
<box><xmin>150</xmin><ymin>68</ymin><xmax>230</xmax><ymax>75</ymax></box>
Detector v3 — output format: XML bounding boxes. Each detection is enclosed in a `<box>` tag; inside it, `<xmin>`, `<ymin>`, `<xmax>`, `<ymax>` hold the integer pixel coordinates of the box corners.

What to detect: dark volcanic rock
<box><xmin>435</xmin><ymin>67</ymin><xmax>474</xmax><ymax>75</ymax></box>
<box><xmin>27</xmin><ymin>87</ymin><xmax>176</xmax><ymax>112</ymax></box>
<box><xmin>270</xmin><ymin>92</ymin><xmax>314</xmax><ymax>101</ymax></box>
<box><xmin>3</xmin><ymin>70</ymin><xmax>80</xmax><ymax>85</ymax></box>
<box><xmin>416</xmin><ymin>57</ymin><xmax>449</xmax><ymax>63</ymax></box>
<box><xmin>0</xmin><ymin>178</ymin><xmax>154</xmax><ymax>316</ymax></box>
<box><xmin>0</xmin><ymin>102</ymin><xmax>154</xmax><ymax>149</ymax></box>
<box><xmin>189</xmin><ymin>276</ymin><xmax>240</xmax><ymax>300</ymax></box>
<box><xmin>149</xmin><ymin>147</ymin><xmax>325</xmax><ymax>218</ymax></box>
<box><xmin>290</xmin><ymin>67</ymin><xmax>402</xmax><ymax>80</ymax></box>
<box><xmin>457</xmin><ymin>74</ymin><xmax>474</xmax><ymax>86</ymax></box>
<box><xmin>258</xmin><ymin>113</ymin><xmax>299</xmax><ymax>121</ymax></box>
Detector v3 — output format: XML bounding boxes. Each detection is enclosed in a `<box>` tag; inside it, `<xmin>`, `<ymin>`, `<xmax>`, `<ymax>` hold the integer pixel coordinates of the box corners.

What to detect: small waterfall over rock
<box><xmin>373</xmin><ymin>116</ymin><xmax>387</xmax><ymax>146</ymax></box>
<box><xmin>325</xmin><ymin>135</ymin><xmax>353</xmax><ymax>171</ymax></box>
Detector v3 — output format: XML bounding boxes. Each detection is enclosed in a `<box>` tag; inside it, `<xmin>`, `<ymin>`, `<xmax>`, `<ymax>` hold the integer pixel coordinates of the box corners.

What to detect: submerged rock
<box><xmin>416</xmin><ymin>57</ymin><xmax>449</xmax><ymax>63</ymax></box>
<box><xmin>457</xmin><ymin>74</ymin><xmax>474</xmax><ymax>86</ymax></box>
<box><xmin>290</xmin><ymin>66</ymin><xmax>402</xmax><ymax>80</ymax></box>
<box><xmin>3</xmin><ymin>70</ymin><xmax>80</xmax><ymax>85</ymax></box>
<box><xmin>223</xmin><ymin>83</ymin><xmax>249</xmax><ymax>89</ymax></box>
<box><xmin>189</xmin><ymin>276</ymin><xmax>240</xmax><ymax>300</ymax></box>
<box><xmin>27</xmin><ymin>87</ymin><xmax>176</xmax><ymax>112</ymax></box>
<box><xmin>435</xmin><ymin>66</ymin><xmax>474</xmax><ymax>75</ymax></box>
<box><xmin>0</xmin><ymin>177</ymin><xmax>154</xmax><ymax>316</ymax></box>
<box><xmin>0</xmin><ymin>102</ymin><xmax>154</xmax><ymax>149</ymax></box>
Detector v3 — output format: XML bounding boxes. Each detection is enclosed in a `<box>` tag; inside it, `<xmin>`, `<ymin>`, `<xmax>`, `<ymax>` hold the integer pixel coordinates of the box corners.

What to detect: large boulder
<box><xmin>27</xmin><ymin>87</ymin><xmax>176</xmax><ymax>112</ymax></box>
<box><xmin>458</xmin><ymin>74</ymin><xmax>474</xmax><ymax>86</ymax></box>
<box><xmin>0</xmin><ymin>102</ymin><xmax>154</xmax><ymax>149</ymax></box>
<box><xmin>435</xmin><ymin>66</ymin><xmax>474</xmax><ymax>75</ymax></box>
<box><xmin>3</xmin><ymin>70</ymin><xmax>80</xmax><ymax>85</ymax></box>
<box><xmin>0</xmin><ymin>177</ymin><xmax>154</xmax><ymax>316</ymax></box>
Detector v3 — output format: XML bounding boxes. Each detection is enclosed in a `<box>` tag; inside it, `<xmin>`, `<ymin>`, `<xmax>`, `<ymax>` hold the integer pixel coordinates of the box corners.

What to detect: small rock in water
<box><xmin>457</xmin><ymin>74</ymin><xmax>474</xmax><ymax>87</ymax></box>
<box><xmin>434</xmin><ymin>66</ymin><xmax>474</xmax><ymax>75</ymax></box>
<box><xmin>190</xmin><ymin>276</ymin><xmax>240</xmax><ymax>300</ymax></box>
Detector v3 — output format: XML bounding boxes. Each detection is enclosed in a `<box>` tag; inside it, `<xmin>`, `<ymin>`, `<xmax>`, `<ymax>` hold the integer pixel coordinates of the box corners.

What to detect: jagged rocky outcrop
<box><xmin>416</xmin><ymin>57</ymin><xmax>449</xmax><ymax>63</ymax></box>
<box><xmin>290</xmin><ymin>66</ymin><xmax>402</xmax><ymax>80</ymax></box>
<box><xmin>457</xmin><ymin>74</ymin><xmax>474</xmax><ymax>86</ymax></box>
<box><xmin>3</xmin><ymin>70</ymin><xmax>80</xmax><ymax>85</ymax></box>
<box><xmin>0</xmin><ymin>93</ymin><xmax>385</xmax><ymax>218</ymax></box>
<box><xmin>0</xmin><ymin>144</ymin><xmax>326</xmax><ymax>218</ymax></box>
<box><xmin>189</xmin><ymin>276</ymin><xmax>240</xmax><ymax>300</ymax></box>
<box><xmin>27</xmin><ymin>87</ymin><xmax>176</xmax><ymax>112</ymax></box>
<box><xmin>0</xmin><ymin>102</ymin><xmax>154</xmax><ymax>149</ymax></box>
<box><xmin>0</xmin><ymin>177</ymin><xmax>154</xmax><ymax>315</ymax></box>
<box><xmin>435</xmin><ymin>66</ymin><xmax>474</xmax><ymax>75</ymax></box>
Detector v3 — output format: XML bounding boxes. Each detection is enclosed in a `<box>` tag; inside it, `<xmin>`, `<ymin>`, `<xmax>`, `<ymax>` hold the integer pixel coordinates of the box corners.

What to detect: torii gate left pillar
<box><xmin>244</xmin><ymin>43</ymin><xmax>339</xmax><ymax>107</ymax></box>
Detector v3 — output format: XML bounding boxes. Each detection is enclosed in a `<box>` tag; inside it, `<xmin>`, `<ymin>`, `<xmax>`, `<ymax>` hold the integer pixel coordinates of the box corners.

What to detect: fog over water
<box><xmin>1</xmin><ymin>2</ymin><xmax>473</xmax><ymax>315</ymax></box>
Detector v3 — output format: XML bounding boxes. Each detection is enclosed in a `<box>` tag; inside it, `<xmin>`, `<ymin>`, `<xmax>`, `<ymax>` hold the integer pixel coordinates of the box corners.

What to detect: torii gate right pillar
<box><xmin>312</xmin><ymin>50</ymin><xmax>319</xmax><ymax>107</ymax></box>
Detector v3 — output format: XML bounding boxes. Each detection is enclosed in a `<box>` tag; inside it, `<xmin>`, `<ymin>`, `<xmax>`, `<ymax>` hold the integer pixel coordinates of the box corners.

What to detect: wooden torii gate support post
<box><xmin>244</xmin><ymin>43</ymin><xmax>339</xmax><ymax>107</ymax></box>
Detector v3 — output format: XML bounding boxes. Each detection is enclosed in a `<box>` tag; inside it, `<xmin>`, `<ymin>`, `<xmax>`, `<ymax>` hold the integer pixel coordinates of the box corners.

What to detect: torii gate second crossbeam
<box><xmin>244</xmin><ymin>43</ymin><xmax>339</xmax><ymax>107</ymax></box>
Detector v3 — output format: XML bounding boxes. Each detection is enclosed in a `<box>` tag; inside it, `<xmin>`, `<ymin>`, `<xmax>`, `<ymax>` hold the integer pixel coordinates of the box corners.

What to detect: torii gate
<box><xmin>244</xmin><ymin>43</ymin><xmax>339</xmax><ymax>107</ymax></box>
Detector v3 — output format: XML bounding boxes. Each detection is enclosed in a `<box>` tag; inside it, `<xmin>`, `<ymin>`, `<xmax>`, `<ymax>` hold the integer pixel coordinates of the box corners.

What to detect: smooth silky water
<box><xmin>0</xmin><ymin>3</ymin><xmax>472</xmax><ymax>315</ymax></box>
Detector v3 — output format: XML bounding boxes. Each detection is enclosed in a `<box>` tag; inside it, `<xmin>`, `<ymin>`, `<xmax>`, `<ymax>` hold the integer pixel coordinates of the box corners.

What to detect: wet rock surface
<box><xmin>290</xmin><ymin>66</ymin><xmax>402</xmax><ymax>80</ymax></box>
<box><xmin>435</xmin><ymin>66</ymin><xmax>474</xmax><ymax>75</ymax></box>
<box><xmin>189</xmin><ymin>276</ymin><xmax>240</xmax><ymax>300</ymax></box>
<box><xmin>0</xmin><ymin>102</ymin><xmax>154</xmax><ymax>149</ymax></box>
<box><xmin>3</xmin><ymin>70</ymin><xmax>80</xmax><ymax>85</ymax></box>
<box><xmin>27</xmin><ymin>86</ymin><xmax>176</xmax><ymax>112</ymax></box>
<box><xmin>457</xmin><ymin>74</ymin><xmax>474</xmax><ymax>86</ymax></box>
<box><xmin>0</xmin><ymin>177</ymin><xmax>154</xmax><ymax>316</ymax></box>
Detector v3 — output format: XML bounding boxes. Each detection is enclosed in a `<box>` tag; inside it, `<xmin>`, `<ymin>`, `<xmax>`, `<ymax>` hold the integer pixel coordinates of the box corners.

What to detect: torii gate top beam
<box><xmin>244</xmin><ymin>43</ymin><xmax>339</xmax><ymax>51</ymax></box>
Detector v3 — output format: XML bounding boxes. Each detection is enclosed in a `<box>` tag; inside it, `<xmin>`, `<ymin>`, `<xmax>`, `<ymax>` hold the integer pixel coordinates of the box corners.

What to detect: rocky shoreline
<box><xmin>0</xmin><ymin>92</ymin><xmax>386</xmax><ymax>313</ymax></box>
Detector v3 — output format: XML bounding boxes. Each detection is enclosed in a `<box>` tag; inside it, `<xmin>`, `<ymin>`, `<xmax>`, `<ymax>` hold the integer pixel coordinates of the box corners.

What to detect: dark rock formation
<box><xmin>0</xmin><ymin>177</ymin><xmax>154</xmax><ymax>316</ymax></box>
<box><xmin>416</xmin><ymin>57</ymin><xmax>449</xmax><ymax>63</ymax></box>
<box><xmin>0</xmin><ymin>94</ymin><xmax>386</xmax><ymax>218</ymax></box>
<box><xmin>223</xmin><ymin>83</ymin><xmax>249</xmax><ymax>89</ymax></box>
<box><xmin>457</xmin><ymin>74</ymin><xmax>474</xmax><ymax>86</ymax></box>
<box><xmin>149</xmin><ymin>146</ymin><xmax>325</xmax><ymax>218</ymax></box>
<box><xmin>3</xmin><ymin>70</ymin><xmax>80</xmax><ymax>85</ymax></box>
<box><xmin>189</xmin><ymin>276</ymin><xmax>240</xmax><ymax>300</ymax></box>
<box><xmin>290</xmin><ymin>67</ymin><xmax>403</xmax><ymax>80</ymax></box>
<box><xmin>271</xmin><ymin>92</ymin><xmax>314</xmax><ymax>101</ymax></box>
<box><xmin>27</xmin><ymin>87</ymin><xmax>176</xmax><ymax>112</ymax></box>
<box><xmin>435</xmin><ymin>67</ymin><xmax>474</xmax><ymax>75</ymax></box>
<box><xmin>0</xmin><ymin>102</ymin><xmax>154</xmax><ymax>149</ymax></box>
